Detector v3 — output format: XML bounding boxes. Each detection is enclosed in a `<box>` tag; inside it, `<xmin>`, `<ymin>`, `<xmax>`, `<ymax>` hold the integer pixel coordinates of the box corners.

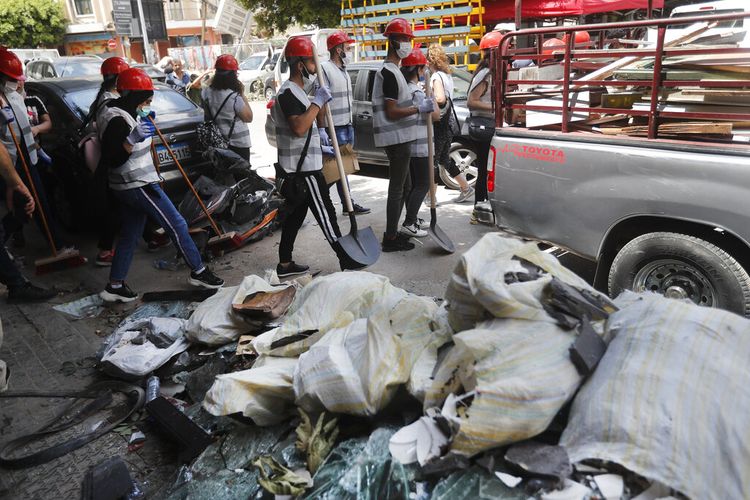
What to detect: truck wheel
<box><xmin>264</xmin><ymin>86</ymin><xmax>274</xmax><ymax>101</ymax></box>
<box><xmin>439</xmin><ymin>142</ymin><xmax>478</xmax><ymax>190</ymax></box>
<box><xmin>608</xmin><ymin>232</ymin><xmax>750</xmax><ymax>316</ymax></box>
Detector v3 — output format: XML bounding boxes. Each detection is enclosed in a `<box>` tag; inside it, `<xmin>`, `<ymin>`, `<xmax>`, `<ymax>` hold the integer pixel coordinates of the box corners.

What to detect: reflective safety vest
<box><xmin>271</xmin><ymin>80</ymin><xmax>323</xmax><ymax>174</ymax></box>
<box><xmin>469</xmin><ymin>68</ymin><xmax>494</xmax><ymax>119</ymax></box>
<box><xmin>372</xmin><ymin>62</ymin><xmax>417</xmax><ymax>148</ymax></box>
<box><xmin>97</xmin><ymin>105</ymin><xmax>160</xmax><ymax>191</ymax></box>
<box><xmin>94</xmin><ymin>91</ymin><xmax>118</xmax><ymax>129</ymax></box>
<box><xmin>321</xmin><ymin>60</ymin><xmax>352</xmax><ymax>127</ymax></box>
<box><xmin>202</xmin><ymin>88</ymin><xmax>251</xmax><ymax>148</ymax></box>
<box><xmin>0</xmin><ymin>90</ymin><xmax>37</xmax><ymax>166</ymax></box>
<box><xmin>408</xmin><ymin>82</ymin><xmax>429</xmax><ymax>158</ymax></box>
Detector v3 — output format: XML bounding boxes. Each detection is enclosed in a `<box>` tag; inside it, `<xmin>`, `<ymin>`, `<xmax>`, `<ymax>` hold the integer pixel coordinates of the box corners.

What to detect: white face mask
<box><xmin>394</xmin><ymin>41</ymin><xmax>411</xmax><ymax>59</ymax></box>
<box><xmin>4</xmin><ymin>81</ymin><xmax>17</xmax><ymax>95</ymax></box>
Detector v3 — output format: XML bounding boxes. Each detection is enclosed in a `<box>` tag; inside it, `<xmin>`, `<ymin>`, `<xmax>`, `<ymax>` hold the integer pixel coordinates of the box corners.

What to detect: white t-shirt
<box><xmin>430</xmin><ymin>71</ymin><xmax>454</xmax><ymax>99</ymax></box>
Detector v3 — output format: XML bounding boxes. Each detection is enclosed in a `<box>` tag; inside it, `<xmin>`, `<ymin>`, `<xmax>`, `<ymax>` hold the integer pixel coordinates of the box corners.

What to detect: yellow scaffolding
<box><xmin>340</xmin><ymin>0</ymin><xmax>485</xmax><ymax>68</ymax></box>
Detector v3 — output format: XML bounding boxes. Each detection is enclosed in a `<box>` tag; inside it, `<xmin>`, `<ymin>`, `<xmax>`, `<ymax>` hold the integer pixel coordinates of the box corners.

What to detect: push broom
<box><xmin>147</xmin><ymin>117</ymin><xmax>241</xmax><ymax>253</ymax></box>
<box><xmin>6</xmin><ymin>124</ymin><xmax>86</xmax><ymax>274</ymax></box>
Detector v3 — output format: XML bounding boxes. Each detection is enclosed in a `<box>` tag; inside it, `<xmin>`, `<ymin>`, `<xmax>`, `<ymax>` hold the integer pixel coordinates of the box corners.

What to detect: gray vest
<box><xmin>271</xmin><ymin>80</ymin><xmax>323</xmax><ymax>174</ymax></box>
<box><xmin>203</xmin><ymin>88</ymin><xmax>251</xmax><ymax>148</ymax></box>
<box><xmin>98</xmin><ymin>105</ymin><xmax>160</xmax><ymax>191</ymax></box>
<box><xmin>0</xmin><ymin>90</ymin><xmax>37</xmax><ymax>166</ymax></box>
<box><xmin>469</xmin><ymin>68</ymin><xmax>494</xmax><ymax>119</ymax></box>
<box><xmin>321</xmin><ymin>60</ymin><xmax>352</xmax><ymax>127</ymax></box>
<box><xmin>373</xmin><ymin>62</ymin><xmax>417</xmax><ymax>148</ymax></box>
<box><xmin>409</xmin><ymin>82</ymin><xmax>429</xmax><ymax>158</ymax></box>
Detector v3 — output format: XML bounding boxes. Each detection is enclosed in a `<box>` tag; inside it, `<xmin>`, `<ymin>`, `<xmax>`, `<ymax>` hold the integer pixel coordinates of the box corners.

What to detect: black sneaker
<box><xmin>382</xmin><ymin>233</ymin><xmax>415</xmax><ymax>252</ymax></box>
<box><xmin>7</xmin><ymin>282</ymin><xmax>56</xmax><ymax>303</ymax></box>
<box><xmin>189</xmin><ymin>268</ymin><xmax>224</xmax><ymax>289</ymax></box>
<box><xmin>343</xmin><ymin>203</ymin><xmax>371</xmax><ymax>216</ymax></box>
<box><xmin>100</xmin><ymin>282</ymin><xmax>138</xmax><ymax>303</ymax></box>
<box><xmin>277</xmin><ymin>262</ymin><xmax>310</xmax><ymax>279</ymax></box>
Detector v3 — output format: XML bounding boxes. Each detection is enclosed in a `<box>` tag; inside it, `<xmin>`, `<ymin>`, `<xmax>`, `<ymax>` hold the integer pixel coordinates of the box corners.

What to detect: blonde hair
<box><xmin>427</xmin><ymin>44</ymin><xmax>451</xmax><ymax>74</ymax></box>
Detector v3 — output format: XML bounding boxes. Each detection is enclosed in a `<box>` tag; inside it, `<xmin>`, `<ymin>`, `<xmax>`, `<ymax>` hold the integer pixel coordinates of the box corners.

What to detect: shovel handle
<box><xmin>311</xmin><ymin>44</ymin><xmax>355</xmax><ymax>214</ymax></box>
<box><xmin>147</xmin><ymin>117</ymin><xmax>223</xmax><ymax>237</ymax></box>
<box><xmin>4</xmin><ymin>117</ymin><xmax>58</xmax><ymax>256</ymax></box>
<box><xmin>423</xmin><ymin>70</ymin><xmax>438</xmax><ymax>210</ymax></box>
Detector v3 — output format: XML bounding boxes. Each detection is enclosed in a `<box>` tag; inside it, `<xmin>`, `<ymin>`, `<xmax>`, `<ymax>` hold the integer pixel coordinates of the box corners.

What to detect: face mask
<box><xmin>394</xmin><ymin>41</ymin><xmax>411</xmax><ymax>59</ymax></box>
<box><xmin>300</xmin><ymin>63</ymin><xmax>312</xmax><ymax>80</ymax></box>
<box><xmin>339</xmin><ymin>48</ymin><xmax>347</xmax><ymax>60</ymax></box>
<box><xmin>137</xmin><ymin>107</ymin><xmax>151</xmax><ymax>118</ymax></box>
<box><xmin>4</xmin><ymin>81</ymin><xmax>17</xmax><ymax>94</ymax></box>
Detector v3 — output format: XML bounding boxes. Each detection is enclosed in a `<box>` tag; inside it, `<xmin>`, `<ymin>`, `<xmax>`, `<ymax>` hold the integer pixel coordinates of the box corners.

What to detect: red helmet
<box><xmin>286</xmin><ymin>36</ymin><xmax>314</xmax><ymax>58</ymax></box>
<box><xmin>327</xmin><ymin>30</ymin><xmax>354</xmax><ymax>51</ymax></box>
<box><xmin>101</xmin><ymin>56</ymin><xmax>130</xmax><ymax>76</ymax></box>
<box><xmin>215</xmin><ymin>54</ymin><xmax>239</xmax><ymax>71</ymax></box>
<box><xmin>116</xmin><ymin>68</ymin><xmax>154</xmax><ymax>92</ymax></box>
<box><xmin>384</xmin><ymin>18</ymin><xmax>414</xmax><ymax>39</ymax></box>
<box><xmin>479</xmin><ymin>31</ymin><xmax>504</xmax><ymax>50</ymax></box>
<box><xmin>401</xmin><ymin>48</ymin><xmax>427</xmax><ymax>67</ymax></box>
<box><xmin>542</xmin><ymin>37</ymin><xmax>566</xmax><ymax>55</ymax></box>
<box><xmin>0</xmin><ymin>47</ymin><xmax>23</xmax><ymax>81</ymax></box>
<box><xmin>562</xmin><ymin>31</ymin><xmax>591</xmax><ymax>45</ymax></box>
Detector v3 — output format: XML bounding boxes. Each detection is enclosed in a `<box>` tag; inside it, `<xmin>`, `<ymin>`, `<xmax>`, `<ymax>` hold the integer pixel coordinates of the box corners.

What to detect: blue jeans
<box><xmin>327</xmin><ymin>124</ymin><xmax>357</xmax><ymax>205</ymax></box>
<box><xmin>110</xmin><ymin>184</ymin><xmax>203</xmax><ymax>282</ymax></box>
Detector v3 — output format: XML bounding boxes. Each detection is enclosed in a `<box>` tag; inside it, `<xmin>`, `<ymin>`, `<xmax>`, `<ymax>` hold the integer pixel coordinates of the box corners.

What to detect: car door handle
<box><xmin>358</xmin><ymin>112</ymin><xmax>371</xmax><ymax>120</ymax></box>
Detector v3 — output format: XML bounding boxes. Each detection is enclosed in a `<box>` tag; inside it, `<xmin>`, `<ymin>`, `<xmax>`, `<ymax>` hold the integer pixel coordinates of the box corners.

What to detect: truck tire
<box><xmin>438</xmin><ymin>141</ymin><xmax>478</xmax><ymax>190</ymax></box>
<box><xmin>608</xmin><ymin>232</ymin><xmax>750</xmax><ymax>316</ymax></box>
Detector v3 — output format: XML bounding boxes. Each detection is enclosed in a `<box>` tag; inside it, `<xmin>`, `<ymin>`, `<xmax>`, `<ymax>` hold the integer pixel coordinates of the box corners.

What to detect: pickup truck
<box><xmin>487</xmin><ymin>14</ymin><xmax>750</xmax><ymax>316</ymax></box>
<box><xmin>266</xmin><ymin>60</ymin><xmax>479</xmax><ymax>190</ymax></box>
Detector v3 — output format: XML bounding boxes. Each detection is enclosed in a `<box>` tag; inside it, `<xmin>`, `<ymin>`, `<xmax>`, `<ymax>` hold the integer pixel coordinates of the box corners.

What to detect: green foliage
<box><xmin>0</xmin><ymin>0</ymin><xmax>68</xmax><ymax>48</ymax></box>
<box><xmin>240</xmin><ymin>0</ymin><xmax>341</xmax><ymax>33</ymax></box>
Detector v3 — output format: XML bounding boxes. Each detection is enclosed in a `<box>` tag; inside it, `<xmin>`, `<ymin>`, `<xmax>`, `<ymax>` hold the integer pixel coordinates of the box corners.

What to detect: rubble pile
<box><xmin>4</xmin><ymin>234</ymin><xmax>749</xmax><ymax>499</ymax></box>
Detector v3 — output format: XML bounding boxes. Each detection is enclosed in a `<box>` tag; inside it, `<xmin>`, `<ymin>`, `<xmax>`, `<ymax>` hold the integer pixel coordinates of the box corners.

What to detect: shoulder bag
<box><xmin>197</xmin><ymin>91</ymin><xmax>238</xmax><ymax>150</ymax></box>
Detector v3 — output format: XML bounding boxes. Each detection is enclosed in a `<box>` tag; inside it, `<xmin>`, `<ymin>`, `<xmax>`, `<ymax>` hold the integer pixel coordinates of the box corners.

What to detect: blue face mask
<box><xmin>137</xmin><ymin>107</ymin><xmax>151</xmax><ymax>118</ymax></box>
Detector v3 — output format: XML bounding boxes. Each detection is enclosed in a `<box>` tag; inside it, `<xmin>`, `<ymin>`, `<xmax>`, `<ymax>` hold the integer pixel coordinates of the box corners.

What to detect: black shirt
<box><xmin>100</xmin><ymin>116</ymin><xmax>133</xmax><ymax>168</ymax></box>
<box><xmin>381</xmin><ymin>69</ymin><xmax>399</xmax><ymax>100</ymax></box>
<box><xmin>278</xmin><ymin>88</ymin><xmax>307</xmax><ymax>117</ymax></box>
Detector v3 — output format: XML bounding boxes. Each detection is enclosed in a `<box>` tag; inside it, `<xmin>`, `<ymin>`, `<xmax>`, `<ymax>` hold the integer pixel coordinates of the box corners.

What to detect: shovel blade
<box><xmin>429</xmin><ymin>208</ymin><xmax>455</xmax><ymax>253</ymax></box>
<box><xmin>338</xmin><ymin>226</ymin><xmax>381</xmax><ymax>266</ymax></box>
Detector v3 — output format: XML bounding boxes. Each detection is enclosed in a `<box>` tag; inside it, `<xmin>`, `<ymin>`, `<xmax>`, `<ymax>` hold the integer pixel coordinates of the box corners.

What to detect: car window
<box><xmin>56</xmin><ymin>60</ymin><xmax>101</xmax><ymax>78</ymax></box>
<box><xmin>68</xmin><ymin>87</ymin><xmax>196</xmax><ymax>119</ymax></box>
<box><xmin>42</xmin><ymin>63</ymin><xmax>56</xmax><ymax>79</ymax></box>
<box><xmin>365</xmin><ymin>70</ymin><xmax>376</xmax><ymax>101</ymax></box>
<box><xmin>240</xmin><ymin>55</ymin><xmax>266</xmax><ymax>71</ymax></box>
<box><xmin>26</xmin><ymin>62</ymin><xmax>39</xmax><ymax>80</ymax></box>
<box><xmin>347</xmin><ymin>69</ymin><xmax>359</xmax><ymax>98</ymax></box>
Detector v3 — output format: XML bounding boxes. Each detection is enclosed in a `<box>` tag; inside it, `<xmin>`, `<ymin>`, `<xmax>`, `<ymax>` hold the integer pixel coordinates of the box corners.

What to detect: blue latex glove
<box><xmin>37</xmin><ymin>148</ymin><xmax>52</xmax><ymax>165</ymax></box>
<box><xmin>319</xmin><ymin>127</ymin><xmax>331</xmax><ymax>147</ymax></box>
<box><xmin>417</xmin><ymin>97</ymin><xmax>435</xmax><ymax>114</ymax></box>
<box><xmin>126</xmin><ymin>122</ymin><xmax>155</xmax><ymax>145</ymax></box>
<box><xmin>0</xmin><ymin>106</ymin><xmax>14</xmax><ymax>124</ymax></box>
<box><xmin>311</xmin><ymin>85</ymin><xmax>332</xmax><ymax>109</ymax></box>
<box><xmin>321</xmin><ymin>144</ymin><xmax>334</xmax><ymax>156</ymax></box>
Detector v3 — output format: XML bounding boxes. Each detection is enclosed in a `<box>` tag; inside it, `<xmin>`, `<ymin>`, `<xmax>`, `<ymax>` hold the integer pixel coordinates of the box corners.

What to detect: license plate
<box><xmin>156</xmin><ymin>142</ymin><xmax>191</xmax><ymax>166</ymax></box>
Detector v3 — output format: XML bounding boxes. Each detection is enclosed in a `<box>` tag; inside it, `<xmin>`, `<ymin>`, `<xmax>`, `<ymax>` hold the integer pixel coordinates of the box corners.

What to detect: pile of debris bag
<box><xmin>91</xmin><ymin>234</ymin><xmax>750</xmax><ymax>499</ymax></box>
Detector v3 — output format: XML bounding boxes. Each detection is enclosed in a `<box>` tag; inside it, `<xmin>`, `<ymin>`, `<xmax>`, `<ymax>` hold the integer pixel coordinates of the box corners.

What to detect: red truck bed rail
<box><xmin>491</xmin><ymin>12</ymin><xmax>750</xmax><ymax>141</ymax></box>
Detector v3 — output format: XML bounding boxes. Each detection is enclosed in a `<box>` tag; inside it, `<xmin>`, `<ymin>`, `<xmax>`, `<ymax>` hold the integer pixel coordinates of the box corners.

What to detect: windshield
<box><xmin>240</xmin><ymin>55</ymin><xmax>266</xmax><ymax>71</ymax></box>
<box><xmin>68</xmin><ymin>87</ymin><xmax>196</xmax><ymax>119</ymax></box>
<box><xmin>55</xmin><ymin>60</ymin><xmax>101</xmax><ymax>78</ymax></box>
<box><xmin>451</xmin><ymin>67</ymin><xmax>472</xmax><ymax>100</ymax></box>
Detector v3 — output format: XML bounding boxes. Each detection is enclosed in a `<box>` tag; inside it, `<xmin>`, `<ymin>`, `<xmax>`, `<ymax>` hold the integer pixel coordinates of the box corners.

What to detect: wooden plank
<box><xmin>600</xmin><ymin>121</ymin><xmax>733</xmax><ymax>137</ymax></box>
<box><xmin>681</xmin><ymin>90</ymin><xmax>750</xmax><ymax>97</ymax></box>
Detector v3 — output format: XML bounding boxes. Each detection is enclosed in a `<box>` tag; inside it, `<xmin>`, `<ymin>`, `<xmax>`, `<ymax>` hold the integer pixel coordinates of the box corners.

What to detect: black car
<box><xmin>25</xmin><ymin>78</ymin><xmax>208</xmax><ymax>230</ymax></box>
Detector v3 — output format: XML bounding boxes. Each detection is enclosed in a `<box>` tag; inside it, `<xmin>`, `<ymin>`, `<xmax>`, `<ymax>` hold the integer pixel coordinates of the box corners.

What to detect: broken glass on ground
<box><xmin>53</xmin><ymin>294</ymin><xmax>105</xmax><ymax>320</ymax></box>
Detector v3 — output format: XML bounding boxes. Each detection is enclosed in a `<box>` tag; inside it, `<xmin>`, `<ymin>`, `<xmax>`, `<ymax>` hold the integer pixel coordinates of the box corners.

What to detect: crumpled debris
<box><xmin>253</xmin><ymin>455</ymin><xmax>311</xmax><ymax>496</ymax></box>
<box><xmin>505</xmin><ymin>442</ymin><xmax>572</xmax><ymax>482</ymax></box>
<box><xmin>541</xmin><ymin>277</ymin><xmax>617</xmax><ymax>330</ymax></box>
<box><xmin>295</xmin><ymin>409</ymin><xmax>339</xmax><ymax>474</ymax></box>
<box><xmin>389</xmin><ymin>415</ymin><xmax>450</xmax><ymax>466</ymax></box>
<box><xmin>53</xmin><ymin>294</ymin><xmax>105</xmax><ymax>319</ymax></box>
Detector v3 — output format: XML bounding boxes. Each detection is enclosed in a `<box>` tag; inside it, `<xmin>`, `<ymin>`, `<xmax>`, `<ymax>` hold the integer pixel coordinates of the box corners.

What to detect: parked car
<box><xmin>25</xmin><ymin>78</ymin><xmax>209</xmax><ymax>230</ymax></box>
<box><xmin>239</xmin><ymin>50</ymin><xmax>281</xmax><ymax>93</ymax></box>
<box><xmin>649</xmin><ymin>0</ymin><xmax>750</xmax><ymax>47</ymax></box>
<box><xmin>265</xmin><ymin>61</ymin><xmax>478</xmax><ymax>189</ymax></box>
<box><xmin>132</xmin><ymin>63</ymin><xmax>167</xmax><ymax>82</ymax></box>
<box><xmin>25</xmin><ymin>56</ymin><xmax>102</xmax><ymax>80</ymax></box>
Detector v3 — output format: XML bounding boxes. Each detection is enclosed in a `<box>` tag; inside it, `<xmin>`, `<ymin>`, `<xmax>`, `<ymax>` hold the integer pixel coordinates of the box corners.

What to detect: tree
<box><xmin>0</xmin><ymin>0</ymin><xmax>68</xmax><ymax>48</ymax></box>
<box><xmin>241</xmin><ymin>0</ymin><xmax>341</xmax><ymax>33</ymax></box>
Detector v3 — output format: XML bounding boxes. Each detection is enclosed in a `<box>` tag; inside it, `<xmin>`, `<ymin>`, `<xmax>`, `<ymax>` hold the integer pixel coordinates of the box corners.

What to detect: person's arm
<box><xmin>468</xmin><ymin>77</ymin><xmax>493</xmax><ymax>113</ymax></box>
<box><xmin>101</xmin><ymin>117</ymin><xmax>136</xmax><ymax>165</ymax></box>
<box><xmin>0</xmin><ymin>143</ymin><xmax>34</xmax><ymax>216</ymax></box>
<box><xmin>235</xmin><ymin>93</ymin><xmax>253</xmax><ymax>123</ymax></box>
<box><xmin>381</xmin><ymin>70</ymin><xmax>418</xmax><ymax>120</ymax></box>
<box><xmin>279</xmin><ymin>88</ymin><xmax>319</xmax><ymax>137</ymax></box>
<box><xmin>32</xmin><ymin>113</ymin><xmax>52</xmax><ymax>136</ymax></box>
<box><xmin>432</xmin><ymin>75</ymin><xmax>447</xmax><ymax>107</ymax></box>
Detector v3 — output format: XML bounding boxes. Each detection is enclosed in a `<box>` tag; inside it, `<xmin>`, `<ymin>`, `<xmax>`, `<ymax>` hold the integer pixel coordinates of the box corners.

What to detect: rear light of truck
<box><xmin>487</xmin><ymin>144</ymin><xmax>497</xmax><ymax>193</ymax></box>
<box><xmin>266</xmin><ymin>99</ymin><xmax>275</xmax><ymax>109</ymax></box>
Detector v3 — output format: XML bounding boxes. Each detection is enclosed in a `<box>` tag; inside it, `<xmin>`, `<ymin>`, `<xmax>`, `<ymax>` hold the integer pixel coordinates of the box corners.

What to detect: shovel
<box><xmin>423</xmin><ymin>70</ymin><xmax>455</xmax><ymax>253</ymax></box>
<box><xmin>312</xmin><ymin>44</ymin><xmax>380</xmax><ymax>267</ymax></box>
<box><xmin>147</xmin><ymin>117</ymin><xmax>240</xmax><ymax>251</ymax></box>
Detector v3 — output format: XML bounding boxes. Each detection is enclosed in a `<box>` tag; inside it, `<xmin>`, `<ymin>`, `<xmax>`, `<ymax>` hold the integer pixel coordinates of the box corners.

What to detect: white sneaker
<box><xmin>400</xmin><ymin>223</ymin><xmax>427</xmax><ymax>238</ymax></box>
<box><xmin>453</xmin><ymin>186</ymin><xmax>475</xmax><ymax>203</ymax></box>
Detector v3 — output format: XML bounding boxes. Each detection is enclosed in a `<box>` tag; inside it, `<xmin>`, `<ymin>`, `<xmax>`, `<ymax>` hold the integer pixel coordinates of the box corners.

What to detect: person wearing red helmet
<box><xmin>373</xmin><ymin>18</ymin><xmax>434</xmax><ymax>252</ymax></box>
<box><xmin>399</xmin><ymin>48</ymin><xmax>439</xmax><ymax>238</ymax></box>
<box><xmin>97</xmin><ymin>68</ymin><xmax>223</xmax><ymax>302</ymax></box>
<box><xmin>201</xmin><ymin>54</ymin><xmax>253</xmax><ymax>161</ymax></box>
<box><xmin>272</xmin><ymin>36</ymin><xmax>363</xmax><ymax>276</ymax></box>
<box><xmin>466</xmin><ymin>31</ymin><xmax>500</xmax><ymax>223</ymax></box>
<box><xmin>319</xmin><ymin>30</ymin><xmax>370</xmax><ymax>216</ymax></box>
<box><xmin>0</xmin><ymin>47</ymin><xmax>69</xmax><ymax>251</ymax></box>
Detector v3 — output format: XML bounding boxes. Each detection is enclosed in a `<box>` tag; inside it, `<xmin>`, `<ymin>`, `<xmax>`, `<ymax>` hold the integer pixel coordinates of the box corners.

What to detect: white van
<box><xmin>657</xmin><ymin>1</ymin><xmax>750</xmax><ymax>47</ymax></box>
